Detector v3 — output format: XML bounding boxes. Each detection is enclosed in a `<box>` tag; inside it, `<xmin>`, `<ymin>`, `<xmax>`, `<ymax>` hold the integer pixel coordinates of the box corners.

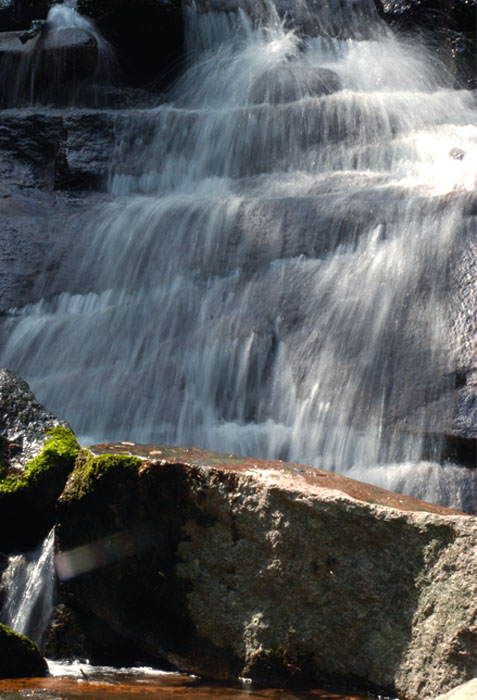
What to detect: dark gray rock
<box><xmin>42</xmin><ymin>27</ymin><xmax>98</xmax><ymax>80</ymax></box>
<box><xmin>0</xmin><ymin>623</ymin><xmax>48</xmax><ymax>678</ymax></box>
<box><xmin>0</xmin><ymin>108</ymin><xmax>119</xmax><ymax>191</ymax></box>
<box><xmin>0</xmin><ymin>368</ymin><xmax>68</xmax><ymax>471</ymax></box>
<box><xmin>0</xmin><ymin>28</ymin><xmax>99</xmax><ymax>106</ymax></box>
<box><xmin>0</xmin><ymin>108</ymin><xmax>134</xmax><ymax>313</ymax></box>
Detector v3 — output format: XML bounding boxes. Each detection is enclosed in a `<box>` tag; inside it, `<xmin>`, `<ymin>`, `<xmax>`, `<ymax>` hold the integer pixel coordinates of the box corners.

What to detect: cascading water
<box><xmin>0</xmin><ymin>0</ymin><xmax>115</xmax><ymax>106</ymax></box>
<box><xmin>46</xmin><ymin>0</ymin><xmax>116</xmax><ymax>82</ymax></box>
<box><xmin>1</xmin><ymin>1</ymin><xmax>476</xmax><ymax>510</ymax></box>
<box><xmin>0</xmin><ymin>529</ymin><xmax>55</xmax><ymax>646</ymax></box>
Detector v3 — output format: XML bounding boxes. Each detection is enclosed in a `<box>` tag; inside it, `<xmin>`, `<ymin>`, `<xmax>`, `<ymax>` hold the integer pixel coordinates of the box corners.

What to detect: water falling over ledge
<box><xmin>0</xmin><ymin>0</ymin><xmax>476</xmax><ymax>512</ymax></box>
<box><xmin>0</xmin><ymin>529</ymin><xmax>55</xmax><ymax>647</ymax></box>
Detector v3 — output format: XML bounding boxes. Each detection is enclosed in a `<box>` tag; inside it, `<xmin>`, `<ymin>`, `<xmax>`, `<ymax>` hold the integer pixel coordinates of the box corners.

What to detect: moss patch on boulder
<box><xmin>63</xmin><ymin>449</ymin><xmax>142</xmax><ymax>502</ymax></box>
<box><xmin>0</xmin><ymin>623</ymin><xmax>48</xmax><ymax>678</ymax></box>
<box><xmin>0</xmin><ymin>426</ymin><xmax>80</xmax><ymax>552</ymax></box>
<box><xmin>0</xmin><ymin>426</ymin><xmax>80</xmax><ymax>498</ymax></box>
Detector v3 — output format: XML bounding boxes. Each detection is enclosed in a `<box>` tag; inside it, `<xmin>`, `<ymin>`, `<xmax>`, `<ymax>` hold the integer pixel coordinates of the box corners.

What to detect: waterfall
<box><xmin>1</xmin><ymin>1</ymin><xmax>476</xmax><ymax>510</ymax></box>
<box><xmin>0</xmin><ymin>0</ymin><xmax>115</xmax><ymax>106</ymax></box>
<box><xmin>0</xmin><ymin>529</ymin><xmax>55</xmax><ymax>646</ymax></box>
<box><xmin>46</xmin><ymin>0</ymin><xmax>116</xmax><ymax>82</ymax></box>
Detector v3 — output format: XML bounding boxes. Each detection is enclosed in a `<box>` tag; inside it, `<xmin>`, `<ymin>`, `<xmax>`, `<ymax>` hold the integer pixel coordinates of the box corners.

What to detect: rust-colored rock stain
<box><xmin>90</xmin><ymin>442</ymin><xmax>471</xmax><ymax>517</ymax></box>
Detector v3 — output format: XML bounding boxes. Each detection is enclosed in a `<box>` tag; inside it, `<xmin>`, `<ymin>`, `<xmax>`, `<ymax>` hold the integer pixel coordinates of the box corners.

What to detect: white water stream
<box><xmin>0</xmin><ymin>529</ymin><xmax>55</xmax><ymax>645</ymax></box>
<box><xmin>1</xmin><ymin>0</ymin><xmax>476</xmax><ymax>510</ymax></box>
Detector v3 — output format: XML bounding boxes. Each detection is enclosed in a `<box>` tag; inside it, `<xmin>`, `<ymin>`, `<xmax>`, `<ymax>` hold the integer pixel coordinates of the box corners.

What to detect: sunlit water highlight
<box><xmin>0</xmin><ymin>529</ymin><xmax>55</xmax><ymax>644</ymax></box>
<box><xmin>1</xmin><ymin>0</ymin><xmax>476</xmax><ymax>510</ymax></box>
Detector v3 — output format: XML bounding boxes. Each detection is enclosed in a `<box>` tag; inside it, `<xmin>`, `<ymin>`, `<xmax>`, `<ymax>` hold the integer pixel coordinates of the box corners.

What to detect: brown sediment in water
<box><xmin>0</xmin><ymin>676</ymin><xmax>376</xmax><ymax>700</ymax></box>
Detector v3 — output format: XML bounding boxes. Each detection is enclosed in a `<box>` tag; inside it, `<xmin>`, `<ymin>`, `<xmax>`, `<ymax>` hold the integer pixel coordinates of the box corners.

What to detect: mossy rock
<box><xmin>0</xmin><ymin>426</ymin><xmax>80</xmax><ymax>552</ymax></box>
<box><xmin>62</xmin><ymin>449</ymin><xmax>142</xmax><ymax>502</ymax></box>
<box><xmin>0</xmin><ymin>426</ymin><xmax>80</xmax><ymax>499</ymax></box>
<box><xmin>0</xmin><ymin>623</ymin><xmax>48</xmax><ymax>678</ymax></box>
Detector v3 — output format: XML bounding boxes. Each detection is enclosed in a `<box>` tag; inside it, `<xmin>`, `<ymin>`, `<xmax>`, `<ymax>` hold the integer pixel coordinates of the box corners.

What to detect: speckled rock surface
<box><xmin>0</xmin><ymin>368</ymin><xmax>68</xmax><ymax>470</ymax></box>
<box><xmin>55</xmin><ymin>442</ymin><xmax>477</xmax><ymax>700</ymax></box>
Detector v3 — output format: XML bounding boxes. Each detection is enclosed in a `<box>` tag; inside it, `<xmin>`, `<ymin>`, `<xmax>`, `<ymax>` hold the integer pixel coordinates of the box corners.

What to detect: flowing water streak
<box><xmin>0</xmin><ymin>0</ymin><xmax>115</xmax><ymax>106</ymax></box>
<box><xmin>0</xmin><ymin>528</ymin><xmax>55</xmax><ymax>645</ymax></box>
<box><xmin>47</xmin><ymin>0</ymin><xmax>116</xmax><ymax>82</ymax></box>
<box><xmin>1</xmin><ymin>0</ymin><xmax>476</xmax><ymax>510</ymax></box>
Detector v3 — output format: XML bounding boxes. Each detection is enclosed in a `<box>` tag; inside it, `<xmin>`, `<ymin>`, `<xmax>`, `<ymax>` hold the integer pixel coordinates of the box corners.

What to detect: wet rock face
<box><xmin>55</xmin><ymin>442</ymin><xmax>477</xmax><ymax>700</ymax></box>
<box><xmin>0</xmin><ymin>108</ymin><xmax>124</xmax><ymax>312</ymax></box>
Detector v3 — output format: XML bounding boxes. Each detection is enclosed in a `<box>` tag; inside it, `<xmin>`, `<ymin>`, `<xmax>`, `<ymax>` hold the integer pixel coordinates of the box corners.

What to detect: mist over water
<box><xmin>1</xmin><ymin>0</ymin><xmax>476</xmax><ymax>510</ymax></box>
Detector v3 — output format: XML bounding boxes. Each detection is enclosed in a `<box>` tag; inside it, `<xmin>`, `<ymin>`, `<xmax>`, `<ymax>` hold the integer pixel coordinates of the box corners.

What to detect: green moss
<box><xmin>0</xmin><ymin>426</ymin><xmax>80</xmax><ymax>500</ymax></box>
<box><xmin>0</xmin><ymin>623</ymin><xmax>48</xmax><ymax>678</ymax></box>
<box><xmin>0</xmin><ymin>623</ymin><xmax>37</xmax><ymax>654</ymax></box>
<box><xmin>66</xmin><ymin>449</ymin><xmax>142</xmax><ymax>500</ymax></box>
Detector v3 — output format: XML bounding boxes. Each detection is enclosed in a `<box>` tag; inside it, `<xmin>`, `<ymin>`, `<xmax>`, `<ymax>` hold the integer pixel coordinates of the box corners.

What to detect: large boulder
<box><xmin>0</xmin><ymin>623</ymin><xmax>48</xmax><ymax>678</ymax></box>
<box><xmin>55</xmin><ymin>442</ymin><xmax>477</xmax><ymax>699</ymax></box>
<box><xmin>0</xmin><ymin>27</ymin><xmax>99</xmax><ymax>106</ymax></box>
<box><xmin>0</xmin><ymin>369</ymin><xmax>80</xmax><ymax>552</ymax></box>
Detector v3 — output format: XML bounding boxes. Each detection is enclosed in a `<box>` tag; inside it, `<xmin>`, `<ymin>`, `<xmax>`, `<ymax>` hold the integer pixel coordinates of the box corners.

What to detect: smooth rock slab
<box><xmin>433</xmin><ymin>679</ymin><xmax>477</xmax><ymax>700</ymax></box>
<box><xmin>55</xmin><ymin>442</ymin><xmax>477</xmax><ymax>700</ymax></box>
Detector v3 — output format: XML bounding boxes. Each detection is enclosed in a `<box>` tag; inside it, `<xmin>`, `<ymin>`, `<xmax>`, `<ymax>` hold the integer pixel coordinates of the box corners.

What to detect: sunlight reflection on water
<box><xmin>0</xmin><ymin>663</ymin><xmax>394</xmax><ymax>700</ymax></box>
